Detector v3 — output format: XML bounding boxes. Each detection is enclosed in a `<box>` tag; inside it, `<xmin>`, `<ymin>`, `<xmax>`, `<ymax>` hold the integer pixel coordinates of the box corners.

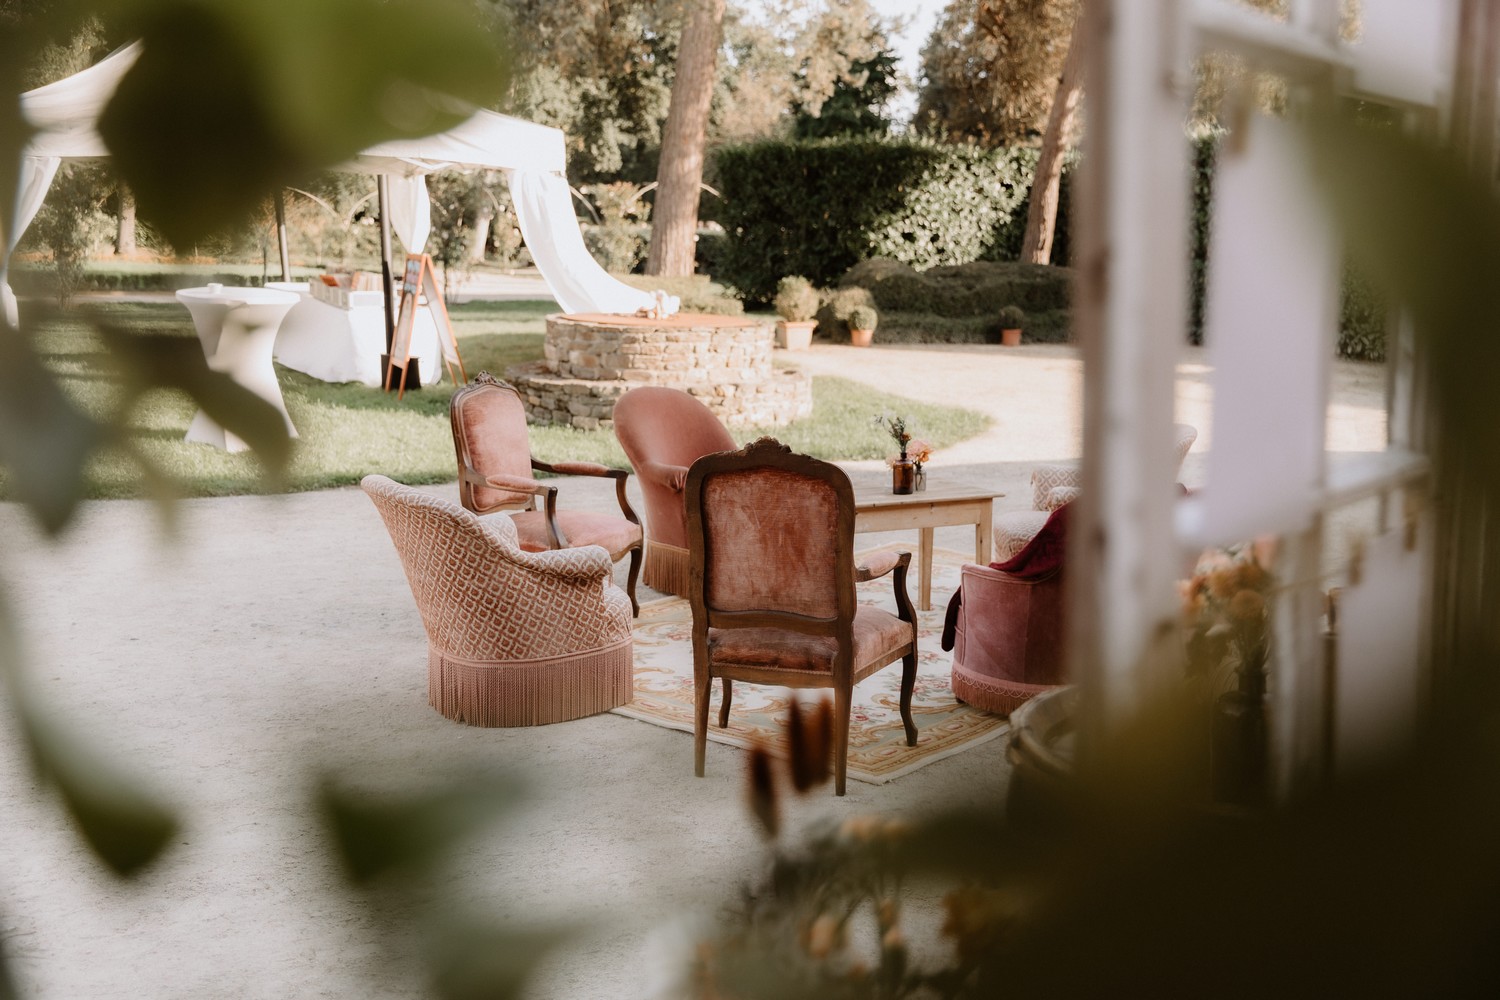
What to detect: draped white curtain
<box><xmin>506</xmin><ymin>169</ymin><xmax>657</xmax><ymax>315</ymax></box>
<box><xmin>386</xmin><ymin>175</ymin><xmax>431</xmax><ymax>255</ymax></box>
<box><xmin>4</xmin><ymin>42</ymin><xmax>140</xmax><ymax>327</ymax></box>
<box><xmin>4</xmin><ymin>39</ymin><xmax>671</xmax><ymax>327</ymax></box>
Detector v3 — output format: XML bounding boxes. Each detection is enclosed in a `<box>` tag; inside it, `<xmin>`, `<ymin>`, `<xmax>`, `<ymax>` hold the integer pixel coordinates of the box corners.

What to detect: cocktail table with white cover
<box><xmin>175</xmin><ymin>284</ymin><xmax>299</xmax><ymax>452</ymax></box>
<box><xmin>852</xmin><ymin>482</ymin><xmax>1002</xmax><ymax>612</ymax></box>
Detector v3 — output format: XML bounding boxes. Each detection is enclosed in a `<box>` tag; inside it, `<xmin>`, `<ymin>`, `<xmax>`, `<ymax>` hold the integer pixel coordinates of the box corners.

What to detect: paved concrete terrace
<box><xmin>0</xmin><ymin>300</ymin><xmax>1389</xmax><ymax>998</ymax></box>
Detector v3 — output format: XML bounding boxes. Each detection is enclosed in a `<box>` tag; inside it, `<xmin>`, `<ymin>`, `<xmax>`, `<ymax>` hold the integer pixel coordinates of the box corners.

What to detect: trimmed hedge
<box><xmin>839</xmin><ymin>259</ymin><xmax>1070</xmax><ymax>317</ymax></box>
<box><xmin>1190</xmin><ymin>135</ymin><xmax>1387</xmax><ymax>361</ymax></box>
<box><xmin>713</xmin><ymin>138</ymin><xmax>1037</xmax><ymax>303</ymax></box>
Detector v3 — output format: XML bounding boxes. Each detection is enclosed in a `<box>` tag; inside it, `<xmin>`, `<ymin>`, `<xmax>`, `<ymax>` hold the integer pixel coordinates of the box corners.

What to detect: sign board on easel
<box><xmin>385</xmin><ymin>253</ymin><xmax>467</xmax><ymax>399</ymax></box>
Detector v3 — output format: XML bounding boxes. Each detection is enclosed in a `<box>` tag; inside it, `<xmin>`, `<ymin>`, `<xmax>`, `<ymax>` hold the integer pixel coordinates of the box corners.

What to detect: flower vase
<box><xmin>892</xmin><ymin>458</ymin><xmax>916</xmax><ymax>495</ymax></box>
<box><xmin>914</xmin><ymin>467</ymin><xmax>927</xmax><ymax>492</ymax></box>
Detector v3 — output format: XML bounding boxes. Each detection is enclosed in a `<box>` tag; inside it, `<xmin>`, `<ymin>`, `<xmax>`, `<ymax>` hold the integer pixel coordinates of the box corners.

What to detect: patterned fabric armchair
<box><xmin>362</xmin><ymin>475</ymin><xmax>634</xmax><ymax>727</ymax></box>
<box><xmin>685</xmin><ymin>439</ymin><xmax>918</xmax><ymax>796</ymax></box>
<box><xmin>994</xmin><ymin>422</ymin><xmax>1198</xmax><ymax>560</ymax></box>
<box><xmin>451</xmin><ymin>372</ymin><xmax>643</xmax><ymax>614</ymax></box>
<box><xmin>613</xmin><ymin>386</ymin><xmax>736</xmax><ymax>598</ymax></box>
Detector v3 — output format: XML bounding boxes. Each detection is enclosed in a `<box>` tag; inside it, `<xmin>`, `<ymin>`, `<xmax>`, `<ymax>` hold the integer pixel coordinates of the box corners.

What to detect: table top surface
<box><xmin>852</xmin><ymin>480</ymin><xmax>1003</xmax><ymax>510</ymax></box>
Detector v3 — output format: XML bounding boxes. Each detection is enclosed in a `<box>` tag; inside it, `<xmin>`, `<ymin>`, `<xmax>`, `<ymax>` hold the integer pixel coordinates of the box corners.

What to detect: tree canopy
<box><xmin>914</xmin><ymin>0</ymin><xmax>1079</xmax><ymax>147</ymax></box>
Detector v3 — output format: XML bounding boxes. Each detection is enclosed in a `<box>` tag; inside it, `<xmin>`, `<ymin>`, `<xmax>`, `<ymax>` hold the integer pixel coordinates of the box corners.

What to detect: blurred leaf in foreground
<box><xmin>319</xmin><ymin>772</ymin><xmax>522</xmax><ymax>885</ymax></box>
<box><xmin>98</xmin><ymin>0</ymin><xmax>510</xmax><ymax>246</ymax></box>
<box><xmin>1</xmin><ymin>585</ymin><xmax>177</xmax><ymax>877</ymax></box>
<box><xmin>0</xmin><ymin>322</ymin><xmax>105</xmax><ymax>535</ymax></box>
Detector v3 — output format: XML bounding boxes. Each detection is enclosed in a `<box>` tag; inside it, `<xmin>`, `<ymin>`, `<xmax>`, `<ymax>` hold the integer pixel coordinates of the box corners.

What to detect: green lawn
<box><xmin>20</xmin><ymin>299</ymin><xmax>990</xmax><ymax>499</ymax></box>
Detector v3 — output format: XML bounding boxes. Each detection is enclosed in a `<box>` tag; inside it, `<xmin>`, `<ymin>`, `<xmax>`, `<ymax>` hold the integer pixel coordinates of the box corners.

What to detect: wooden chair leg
<box><xmin>834</xmin><ymin>685</ymin><xmax>852</xmax><ymax>796</ymax></box>
<box><xmin>625</xmin><ymin>545</ymin><xmax>642</xmax><ymax>617</ymax></box>
<box><xmin>695</xmin><ymin>671</ymin><xmax>712</xmax><ymax>777</ymax></box>
<box><xmin>718</xmin><ymin>677</ymin><xmax>733</xmax><ymax>728</ymax></box>
<box><xmin>900</xmin><ymin>651</ymin><xmax>918</xmax><ymax>747</ymax></box>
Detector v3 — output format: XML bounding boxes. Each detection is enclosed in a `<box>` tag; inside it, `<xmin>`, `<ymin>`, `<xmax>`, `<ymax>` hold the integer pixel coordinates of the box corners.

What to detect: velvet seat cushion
<box><xmin>507</xmin><ymin>509</ymin><xmax>643</xmax><ymax>561</ymax></box>
<box><xmin>707</xmin><ymin>606</ymin><xmax>913</xmax><ymax>674</ymax></box>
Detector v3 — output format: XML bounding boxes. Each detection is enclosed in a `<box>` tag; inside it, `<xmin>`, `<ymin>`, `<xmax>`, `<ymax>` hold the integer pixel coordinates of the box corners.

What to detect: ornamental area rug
<box><xmin>613</xmin><ymin>546</ymin><xmax>1010</xmax><ymax>785</ymax></box>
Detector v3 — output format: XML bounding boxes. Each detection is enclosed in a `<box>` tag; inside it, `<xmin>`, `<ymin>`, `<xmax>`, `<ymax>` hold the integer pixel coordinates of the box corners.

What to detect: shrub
<box><xmin>1339</xmin><ymin>262</ymin><xmax>1386</xmax><ymax>361</ymax></box>
<box><xmin>694</xmin><ymin>227</ymin><xmax>729</xmax><ymax>278</ymax></box>
<box><xmin>773</xmin><ymin>276</ymin><xmax>820</xmax><ymax>322</ymax></box>
<box><xmin>714</xmin><ymin>138</ymin><xmax>1037</xmax><ymax>302</ymax></box>
<box><xmin>813</xmin><ymin>286</ymin><xmax>875</xmax><ymax>340</ymax></box>
<box><xmin>619</xmin><ymin>274</ymin><xmax>744</xmax><ymax>316</ymax></box>
<box><xmin>581</xmin><ymin>222</ymin><xmax>649</xmax><ymax>273</ymax></box>
<box><xmin>839</xmin><ymin>259</ymin><xmax>1071</xmax><ymax>317</ymax></box>
<box><xmin>848</xmin><ymin>305</ymin><xmax>878</xmax><ymax>331</ymax></box>
<box><xmin>999</xmin><ymin>305</ymin><xmax>1025</xmax><ymax>329</ymax></box>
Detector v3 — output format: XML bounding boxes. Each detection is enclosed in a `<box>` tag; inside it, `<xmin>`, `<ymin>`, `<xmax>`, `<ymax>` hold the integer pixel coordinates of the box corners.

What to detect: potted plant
<box><xmin>773</xmin><ymin>276</ymin><xmax>819</xmax><ymax>350</ymax></box>
<box><xmin>848</xmin><ymin>304</ymin><xmax>878</xmax><ymax>348</ymax></box>
<box><xmin>998</xmin><ymin>305</ymin><xmax>1025</xmax><ymax>347</ymax></box>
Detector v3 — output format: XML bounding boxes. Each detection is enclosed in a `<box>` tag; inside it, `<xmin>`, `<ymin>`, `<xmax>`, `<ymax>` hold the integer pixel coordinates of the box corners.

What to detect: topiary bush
<box><xmin>848</xmin><ymin>304</ymin><xmax>878</xmax><ymax>331</ymax></box>
<box><xmin>773</xmin><ymin>275</ymin><xmax>820</xmax><ymax>322</ymax></box>
<box><xmin>714</xmin><ymin>138</ymin><xmax>1037</xmax><ymax>303</ymax></box>
<box><xmin>813</xmin><ymin>286</ymin><xmax>875</xmax><ymax>341</ymax></box>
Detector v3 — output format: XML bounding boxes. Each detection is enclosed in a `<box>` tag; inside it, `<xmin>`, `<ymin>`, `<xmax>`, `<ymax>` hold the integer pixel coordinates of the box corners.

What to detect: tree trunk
<box><xmin>116</xmin><ymin>185</ymin><xmax>137</xmax><ymax>257</ymax></box>
<box><xmin>1020</xmin><ymin>21</ymin><xmax>1085</xmax><ymax>265</ymax></box>
<box><xmin>645</xmin><ymin>0</ymin><xmax>725</xmax><ymax>277</ymax></box>
<box><xmin>470</xmin><ymin>200</ymin><xmax>494</xmax><ymax>263</ymax></box>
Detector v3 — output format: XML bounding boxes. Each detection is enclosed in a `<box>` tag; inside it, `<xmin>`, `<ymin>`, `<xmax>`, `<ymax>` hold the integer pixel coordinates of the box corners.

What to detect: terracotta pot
<box><xmin>850</xmin><ymin>327</ymin><xmax>875</xmax><ymax>348</ymax></box>
<box><xmin>1001</xmin><ymin>327</ymin><xmax>1022</xmax><ymax>347</ymax></box>
<box><xmin>776</xmin><ymin>319</ymin><xmax>816</xmax><ymax>351</ymax></box>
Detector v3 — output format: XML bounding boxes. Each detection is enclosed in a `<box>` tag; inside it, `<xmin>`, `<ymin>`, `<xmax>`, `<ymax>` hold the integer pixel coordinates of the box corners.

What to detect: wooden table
<box><xmin>853</xmin><ymin>482</ymin><xmax>1002</xmax><ymax>611</ymax></box>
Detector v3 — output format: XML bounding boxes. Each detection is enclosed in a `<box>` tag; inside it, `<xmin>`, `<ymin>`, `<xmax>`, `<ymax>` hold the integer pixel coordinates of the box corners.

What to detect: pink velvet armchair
<box><xmin>685</xmin><ymin>438</ymin><xmax>918</xmax><ymax>796</ymax></box>
<box><xmin>613</xmin><ymin>386</ymin><xmax>736</xmax><ymax>598</ymax></box>
<box><xmin>944</xmin><ymin>504</ymin><xmax>1069</xmax><ymax>716</ymax></box>
<box><xmin>452</xmin><ymin>372</ymin><xmax>643</xmax><ymax>614</ymax></box>
<box><xmin>363</xmin><ymin>475</ymin><xmax>634</xmax><ymax>727</ymax></box>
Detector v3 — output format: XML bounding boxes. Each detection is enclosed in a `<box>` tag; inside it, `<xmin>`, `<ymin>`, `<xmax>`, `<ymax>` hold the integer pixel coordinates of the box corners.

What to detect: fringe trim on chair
<box><xmin>643</xmin><ymin>541</ymin><xmax>692</xmax><ymax>599</ymax></box>
<box><xmin>951</xmin><ymin>661</ymin><xmax>1061</xmax><ymax>718</ymax></box>
<box><xmin>428</xmin><ymin>637</ymin><xmax>634</xmax><ymax>727</ymax></box>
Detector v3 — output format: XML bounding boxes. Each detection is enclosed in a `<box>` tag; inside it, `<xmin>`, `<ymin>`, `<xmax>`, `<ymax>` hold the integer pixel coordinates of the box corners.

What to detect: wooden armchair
<box><xmin>613</xmin><ymin>386</ymin><xmax>736</xmax><ymax>598</ymax></box>
<box><xmin>685</xmin><ymin>438</ymin><xmax>919</xmax><ymax>796</ymax></box>
<box><xmin>451</xmin><ymin>372</ymin><xmax>643</xmax><ymax>614</ymax></box>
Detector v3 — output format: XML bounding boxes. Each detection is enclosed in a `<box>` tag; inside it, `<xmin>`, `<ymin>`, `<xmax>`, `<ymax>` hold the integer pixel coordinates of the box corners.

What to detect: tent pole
<box><xmin>274</xmin><ymin>190</ymin><xmax>290</xmax><ymax>281</ymax></box>
<box><xmin>377</xmin><ymin>175</ymin><xmax>395</xmax><ymax>356</ymax></box>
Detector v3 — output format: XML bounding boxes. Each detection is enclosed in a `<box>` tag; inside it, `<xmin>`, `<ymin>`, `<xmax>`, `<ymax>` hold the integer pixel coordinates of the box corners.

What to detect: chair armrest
<box><xmin>533</xmin><ymin>459</ymin><xmax>614</xmax><ymax>477</ymax></box>
<box><xmin>637</xmin><ymin>460</ymin><xmax>689</xmax><ymax>492</ymax></box>
<box><xmin>508</xmin><ymin>542</ymin><xmax>613</xmax><ymax>582</ymax></box>
<box><xmin>855</xmin><ymin>549</ymin><xmax>906</xmax><ymax>582</ymax></box>
<box><xmin>1030</xmin><ymin>462</ymin><xmax>1081</xmax><ymax>509</ymax></box>
<box><xmin>1040</xmin><ymin>486</ymin><xmax>1080</xmax><ymax>511</ymax></box>
<box><xmin>530</xmin><ymin>460</ymin><xmax>639</xmax><ymax>526</ymax></box>
<box><xmin>484</xmin><ymin>473</ymin><xmax>552</xmax><ymax>497</ymax></box>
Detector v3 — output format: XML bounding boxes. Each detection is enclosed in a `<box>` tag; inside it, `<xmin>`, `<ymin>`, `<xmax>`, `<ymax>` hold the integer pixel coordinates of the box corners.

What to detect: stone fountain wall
<box><xmin>506</xmin><ymin>313</ymin><xmax>813</xmax><ymax>430</ymax></box>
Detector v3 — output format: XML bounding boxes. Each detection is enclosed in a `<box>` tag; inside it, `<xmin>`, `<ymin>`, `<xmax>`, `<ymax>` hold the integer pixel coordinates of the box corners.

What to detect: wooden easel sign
<box><xmin>385</xmin><ymin>253</ymin><xmax>467</xmax><ymax>399</ymax></box>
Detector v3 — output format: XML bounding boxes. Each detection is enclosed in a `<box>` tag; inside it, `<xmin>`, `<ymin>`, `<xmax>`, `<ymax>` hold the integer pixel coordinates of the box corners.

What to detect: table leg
<box><xmin>977</xmin><ymin>503</ymin><xmax>994</xmax><ymax>565</ymax></box>
<box><xmin>919</xmin><ymin>527</ymin><xmax>934</xmax><ymax>612</ymax></box>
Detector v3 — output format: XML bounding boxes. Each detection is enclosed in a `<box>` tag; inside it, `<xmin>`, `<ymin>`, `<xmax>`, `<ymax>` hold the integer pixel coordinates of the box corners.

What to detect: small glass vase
<box><xmin>914</xmin><ymin>467</ymin><xmax>927</xmax><ymax>492</ymax></box>
<box><xmin>892</xmin><ymin>458</ymin><xmax>916</xmax><ymax>495</ymax></box>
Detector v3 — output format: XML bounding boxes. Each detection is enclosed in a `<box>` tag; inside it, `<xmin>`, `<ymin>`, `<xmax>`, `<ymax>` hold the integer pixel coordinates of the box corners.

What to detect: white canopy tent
<box><xmin>3</xmin><ymin>41</ymin><xmax>662</xmax><ymax>328</ymax></box>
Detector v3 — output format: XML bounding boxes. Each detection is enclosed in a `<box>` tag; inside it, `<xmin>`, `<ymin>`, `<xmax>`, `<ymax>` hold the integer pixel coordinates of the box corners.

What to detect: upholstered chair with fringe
<box><xmin>684</xmin><ymin>438</ymin><xmax>919</xmax><ymax>796</ymax></box>
<box><xmin>451</xmin><ymin>371</ymin><xmax>643</xmax><ymax>614</ymax></box>
<box><xmin>993</xmin><ymin>422</ymin><xmax>1198</xmax><ymax>560</ymax></box>
<box><xmin>362</xmin><ymin>475</ymin><xmax>634</xmax><ymax>727</ymax></box>
<box><xmin>944</xmin><ymin>503</ymin><xmax>1069</xmax><ymax>716</ymax></box>
<box><xmin>613</xmin><ymin>386</ymin><xmax>736</xmax><ymax>599</ymax></box>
